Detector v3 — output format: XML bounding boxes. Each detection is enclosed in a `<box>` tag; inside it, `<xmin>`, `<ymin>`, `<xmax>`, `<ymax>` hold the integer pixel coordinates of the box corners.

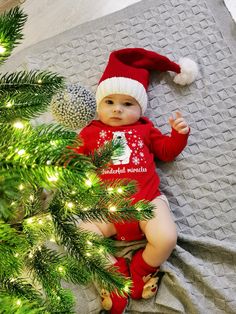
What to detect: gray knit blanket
<box><xmin>3</xmin><ymin>0</ymin><xmax>236</xmax><ymax>313</ymax></box>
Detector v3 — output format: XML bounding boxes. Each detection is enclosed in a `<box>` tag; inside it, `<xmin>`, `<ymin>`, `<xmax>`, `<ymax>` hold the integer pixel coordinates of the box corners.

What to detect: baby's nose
<box><xmin>113</xmin><ymin>104</ymin><xmax>122</xmax><ymax>112</ymax></box>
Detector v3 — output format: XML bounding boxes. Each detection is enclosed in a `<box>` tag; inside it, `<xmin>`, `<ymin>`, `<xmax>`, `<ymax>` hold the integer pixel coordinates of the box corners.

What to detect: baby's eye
<box><xmin>105</xmin><ymin>99</ymin><xmax>113</xmax><ymax>105</ymax></box>
<box><xmin>124</xmin><ymin>102</ymin><xmax>133</xmax><ymax>106</ymax></box>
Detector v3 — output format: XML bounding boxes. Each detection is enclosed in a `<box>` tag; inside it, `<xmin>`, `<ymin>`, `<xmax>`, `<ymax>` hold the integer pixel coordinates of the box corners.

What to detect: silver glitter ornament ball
<box><xmin>51</xmin><ymin>83</ymin><xmax>96</xmax><ymax>130</ymax></box>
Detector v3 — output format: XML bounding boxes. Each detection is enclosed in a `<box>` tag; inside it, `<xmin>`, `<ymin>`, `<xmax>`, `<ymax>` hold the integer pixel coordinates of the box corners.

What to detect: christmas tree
<box><xmin>0</xmin><ymin>7</ymin><xmax>154</xmax><ymax>313</ymax></box>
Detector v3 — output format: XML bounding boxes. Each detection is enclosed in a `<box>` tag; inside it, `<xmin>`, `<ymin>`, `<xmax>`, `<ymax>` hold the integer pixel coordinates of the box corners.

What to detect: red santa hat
<box><xmin>96</xmin><ymin>48</ymin><xmax>198</xmax><ymax>113</ymax></box>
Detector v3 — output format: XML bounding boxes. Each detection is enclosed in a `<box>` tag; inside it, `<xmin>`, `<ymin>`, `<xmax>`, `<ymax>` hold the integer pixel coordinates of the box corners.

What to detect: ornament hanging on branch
<box><xmin>51</xmin><ymin>83</ymin><xmax>96</xmax><ymax>130</ymax></box>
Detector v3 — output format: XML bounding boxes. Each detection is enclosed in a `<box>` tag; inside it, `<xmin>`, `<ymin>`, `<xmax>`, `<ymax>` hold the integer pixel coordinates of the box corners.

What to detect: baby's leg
<box><xmin>140</xmin><ymin>196</ymin><xmax>177</xmax><ymax>267</ymax></box>
<box><xmin>80</xmin><ymin>221</ymin><xmax>129</xmax><ymax>312</ymax></box>
<box><xmin>80</xmin><ymin>221</ymin><xmax>117</xmax><ymax>238</ymax></box>
<box><xmin>80</xmin><ymin>221</ymin><xmax>117</xmax><ymax>263</ymax></box>
<box><xmin>130</xmin><ymin>196</ymin><xmax>177</xmax><ymax>299</ymax></box>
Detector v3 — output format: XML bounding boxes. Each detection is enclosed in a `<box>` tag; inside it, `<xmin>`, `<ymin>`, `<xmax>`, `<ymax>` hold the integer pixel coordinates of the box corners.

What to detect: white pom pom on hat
<box><xmin>96</xmin><ymin>48</ymin><xmax>198</xmax><ymax>113</ymax></box>
<box><xmin>173</xmin><ymin>57</ymin><xmax>199</xmax><ymax>85</ymax></box>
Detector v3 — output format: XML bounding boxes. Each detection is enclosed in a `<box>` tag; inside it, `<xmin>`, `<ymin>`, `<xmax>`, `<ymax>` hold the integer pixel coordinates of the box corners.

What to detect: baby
<box><xmin>72</xmin><ymin>48</ymin><xmax>198</xmax><ymax>313</ymax></box>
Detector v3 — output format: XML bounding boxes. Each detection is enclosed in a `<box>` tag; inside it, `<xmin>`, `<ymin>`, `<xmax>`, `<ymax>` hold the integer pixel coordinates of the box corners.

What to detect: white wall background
<box><xmin>13</xmin><ymin>0</ymin><xmax>236</xmax><ymax>55</ymax></box>
<box><xmin>224</xmin><ymin>0</ymin><xmax>236</xmax><ymax>22</ymax></box>
<box><xmin>14</xmin><ymin>0</ymin><xmax>140</xmax><ymax>54</ymax></box>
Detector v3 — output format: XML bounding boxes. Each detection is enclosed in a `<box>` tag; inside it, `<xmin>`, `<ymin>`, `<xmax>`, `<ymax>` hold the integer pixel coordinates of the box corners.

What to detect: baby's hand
<box><xmin>168</xmin><ymin>111</ymin><xmax>189</xmax><ymax>134</ymax></box>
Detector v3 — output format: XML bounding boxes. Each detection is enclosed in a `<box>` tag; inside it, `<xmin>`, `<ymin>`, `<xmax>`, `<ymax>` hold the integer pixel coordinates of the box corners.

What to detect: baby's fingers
<box><xmin>173</xmin><ymin>117</ymin><xmax>185</xmax><ymax>129</ymax></box>
<box><xmin>178</xmin><ymin>126</ymin><xmax>189</xmax><ymax>134</ymax></box>
<box><xmin>175</xmin><ymin>120</ymin><xmax>187</xmax><ymax>129</ymax></box>
<box><xmin>175</xmin><ymin>111</ymin><xmax>183</xmax><ymax>119</ymax></box>
<box><xmin>168</xmin><ymin>116</ymin><xmax>175</xmax><ymax>128</ymax></box>
<box><xmin>177</xmin><ymin>121</ymin><xmax>189</xmax><ymax>134</ymax></box>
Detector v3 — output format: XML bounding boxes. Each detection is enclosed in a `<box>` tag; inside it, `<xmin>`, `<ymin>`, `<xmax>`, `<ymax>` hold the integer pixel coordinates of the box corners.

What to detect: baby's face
<box><xmin>97</xmin><ymin>94</ymin><xmax>141</xmax><ymax>127</ymax></box>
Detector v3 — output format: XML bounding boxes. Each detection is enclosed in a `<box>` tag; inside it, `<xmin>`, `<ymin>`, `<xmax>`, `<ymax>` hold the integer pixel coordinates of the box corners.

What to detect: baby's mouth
<box><xmin>110</xmin><ymin>117</ymin><xmax>122</xmax><ymax>120</ymax></box>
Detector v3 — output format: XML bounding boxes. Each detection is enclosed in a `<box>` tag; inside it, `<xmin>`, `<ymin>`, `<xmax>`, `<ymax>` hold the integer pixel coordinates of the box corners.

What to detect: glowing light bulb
<box><xmin>28</xmin><ymin>252</ymin><xmax>33</xmax><ymax>258</ymax></box>
<box><xmin>86</xmin><ymin>252</ymin><xmax>91</xmax><ymax>257</ymax></box>
<box><xmin>6</xmin><ymin>101</ymin><xmax>13</xmax><ymax>108</ymax></box>
<box><xmin>27</xmin><ymin>218</ymin><xmax>33</xmax><ymax>224</ymax></box>
<box><xmin>98</xmin><ymin>247</ymin><xmax>104</xmax><ymax>253</ymax></box>
<box><xmin>50</xmin><ymin>237</ymin><xmax>55</xmax><ymax>242</ymax></box>
<box><xmin>109</xmin><ymin>206</ymin><xmax>117</xmax><ymax>212</ymax></box>
<box><xmin>48</xmin><ymin>175</ymin><xmax>58</xmax><ymax>182</ymax></box>
<box><xmin>83</xmin><ymin>207</ymin><xmax>88</xmax><ymax>211</ymax></box>
<box><xmin>46</xmin><ymin>215</ymin><xmax>52</xmax><ymax>221</ymax></box>
<box><xmin>0</xmin><ymin>45</ymin><xmax>6</xmax><ymax>54</ymax></box>
<box><xmin>66</xmin><ymin>202</ymin><xmax>74</xmax><ymax>209</ymax></box>
<box><xmin>107</xmin><ymin>187</ymin><xmax>113</xmax><ymax>193</ymax></box>
<box><xmin>37</xmin><ymin>79</ymin><xmax>42</xmax><ymax>84</ymax></box>
<box><xmin>14</xmin><ymin>253</ymin><xmax>19</xmax><ymax>257</ymax></box>
<box><xmin>85</xmin><ymin>179</ymin><xmax>92</xmax><ymax>187</ymax></box>
<box><xmin>117</xmin><ymin>188</ymin><xmax>123</xmax><ymax>194</ymax></box>
<box><xmin>124</xmin><ymin>284</ymin><xmax>130</xmax><ymax>293</ymax></box>
<box><xmin>136</xmin><ymin>207</ymin><xmax>141</xmax><ymax>212</ymax></box>
<box><xmin>58</xmin><ymin>266</ymin><xmax>64</xmax><ymax>272</ymax></box>
<box><xmin>13</xmin><ymin>121</ymin><xmax>24</xmax><ymax>129</ymax></box>
<box><xmin>50</xmin><ymin>140</ymin><xmax>58</xmax><ymax>146</ymax></box>
<box><xmin>16</xmin><ymin>299</ymin><xmax>21</xmax><ymax>306</ymax></box>
<box><xmin>29</xmin><ymin>195</ymin><xmax>34</xmax><ymax>201</ymax></box>
<box><xmin>17</xmin><ymin>149</ymin><xmax>25</xmax><ymax>156</ymax></box>
<box><xmin>18</xmin><ymin>184</ymin><xmax>24</xmax><ymax>190</ymax></box>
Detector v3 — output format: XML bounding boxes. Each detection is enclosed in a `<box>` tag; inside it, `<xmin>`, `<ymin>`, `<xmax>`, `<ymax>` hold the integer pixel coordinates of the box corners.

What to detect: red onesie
<box><xmin>72</xmin><ymin>117</ymin><xmax>189</xmax><ymax>241</ymax></box>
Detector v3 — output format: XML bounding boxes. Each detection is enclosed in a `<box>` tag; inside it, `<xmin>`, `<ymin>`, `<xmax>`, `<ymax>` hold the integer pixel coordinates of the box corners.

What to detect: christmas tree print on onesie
<box><xmin>98</xmin><ymin>129</ymin><xmax>147</xmax><ymax>167</ymax></box>
<box><xmin>111</xmin><ymin>131</ymin><xmax>132</xmax><ymax>165</ymax></box>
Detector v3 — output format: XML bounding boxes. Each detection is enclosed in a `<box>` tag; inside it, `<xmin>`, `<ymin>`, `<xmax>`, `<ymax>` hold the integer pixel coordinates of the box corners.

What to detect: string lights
<box><xmin>66</xmin><ymin>202</ymin><xmax>74</xmax><ymax>209</ymax></box>
<box><xmin>18</xmin><ymin>184</ymin><xmax>24</xmax><ymax>190</ymax></box>
<box><xmin>109</xmin><ymin>206</ymin><xmax>117</xmax><ymax>212</ymax></box>
<box><xmin>6</xmin><ymin>101</ymin><xmax>13</xmax><ymax>108</ymax></box>
<box><xmin>17</xmin><ymin>149</ymin><xmax>26</xmax><ymax>156</ymax></box>
<box><xmin>47</xmin><ymin>175</ymin><xmax>58</xmax><ymax>182</ymax></box>
<box><xmin>85</xmin><ymin>179</ymin><xmax>92</xmax><ymax>187</ymax></box>
<box><xmin>13</xmin><ymin>121</ymin><xmax>24</xmax><ymax>129</ymax></box>
<box><xmin>0</xmin><ymin>44</ymin><xmax>6</xmax><ymax>54</ymax></box>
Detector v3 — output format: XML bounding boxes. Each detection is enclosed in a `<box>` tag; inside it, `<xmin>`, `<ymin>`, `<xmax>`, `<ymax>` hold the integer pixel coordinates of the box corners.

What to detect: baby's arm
<box><xmin>149</xmin><ymin>111</ymin><xmax>190</xmax><ymax>162</ymax></box>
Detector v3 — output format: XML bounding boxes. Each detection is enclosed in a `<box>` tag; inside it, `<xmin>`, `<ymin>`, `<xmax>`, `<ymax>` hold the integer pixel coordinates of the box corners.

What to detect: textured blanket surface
<box><xmin>3</xmin><ymin>0</ymin><xmax>236</xmax><ymax>313</ymax></box>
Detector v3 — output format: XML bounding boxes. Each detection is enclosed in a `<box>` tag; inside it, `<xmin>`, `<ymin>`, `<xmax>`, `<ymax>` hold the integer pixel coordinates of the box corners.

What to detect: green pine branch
<box><xmin>90</xmin><ymin>139</ymin><xmax>124</xmax><ymax>170</ymax></box>
<box><xmin>0</xmin><ymin>71</ymin><xmax>65</xmax><ymax>123</ymax></box>
<box><xmin>51</xmin><ymin>214</ymin><xmax>131</xmax><ymax>294</ymax></box>
<box><xmin>0</xmin><ymin>6</ymin><xmax>156</xmax><ymax>313</ymax></box>
<box><xmin>0</xmin><ymin>223</ymin><xmax>28</xmax><ymax>279</ymax></box>
<box><xmin>0</xmin><ymin>6</ymin><xmax>27</xmax><ymax>65</ymax></box>
<box><xmin>0</xmin><ymin>294</ymin><xmax>45</xmax><ymax>314</ymax></box>
<box><xmin>1</xmin><ymin>278</ymin><xmax>44</xmax><ymax>308</ymax></box>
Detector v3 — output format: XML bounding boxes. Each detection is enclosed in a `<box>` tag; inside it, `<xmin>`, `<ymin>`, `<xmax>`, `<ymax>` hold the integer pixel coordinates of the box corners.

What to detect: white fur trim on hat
<box><xmin>96</xmin><ymin>77</ymin><xmax>148</xmax><ymax>113</ymax></box>
<box><xmin>173</xmin><ymin>57</ymin><xmax>199</xmax><ymax>85</ymax></box>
